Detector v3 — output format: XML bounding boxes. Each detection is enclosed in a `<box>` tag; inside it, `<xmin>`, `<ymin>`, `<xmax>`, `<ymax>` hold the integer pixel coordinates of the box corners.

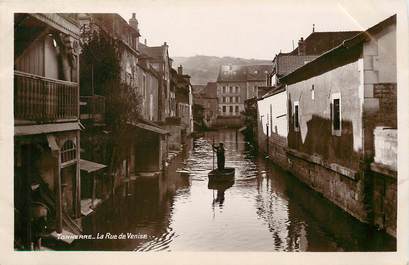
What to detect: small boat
<box><xmin>208</xmin><ymin>178</ymin><xmax>234</xmax><ymax>190</ymax></box>
<box><xmin>208</xmin><ymin>167</ymin><xmax>235</xmax><ymax>182</ymax></box>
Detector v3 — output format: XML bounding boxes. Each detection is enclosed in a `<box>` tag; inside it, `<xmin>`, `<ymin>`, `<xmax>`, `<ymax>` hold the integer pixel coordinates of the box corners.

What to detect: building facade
<box><xmin>216</xmin><ymin>64</ymin><xmax>271</xmax><ymax>127</ymax></box>
<box><xmin>14</xmin><ymin>13</ymin><xmax>82</xmax><ymax>248</ymax></box>
<box><xmin>258</xmin><ymin>30</ymin><xmax>363</xmax><ymax>169</ymax></box>
<box><xmin>281</xmin><ymin>15</ymin><xmax>397</xmax><ymax>236</ymax></box>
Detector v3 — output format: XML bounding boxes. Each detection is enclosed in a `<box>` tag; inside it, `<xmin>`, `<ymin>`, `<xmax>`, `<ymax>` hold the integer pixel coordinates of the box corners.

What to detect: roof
<box><xmin>217</xmin><ymin>64</ymin><xmax>272</xmax><ymax>82</ymax></box>
<box><xmin>15</xmin><ymin>122</ymin><xmax>81</xmax><ymax>136</ymax></box>
<box><xmin>274</xmin><ymin>55</ymin><xmax>319</xmax><ymax>76</ymax></box>
<box><xmin>259</xmin><ymin>86</ymin><xmax>286</xmax><ymax>100</ymax></box>
<box><xmin>246</xmin><ymin>65</ymin><xmax>273</xmax><ymax>81</ymax></box>
<box><xmin>139</xmin><ymin>42</ymin><xmax>165</xmax><ymax>59</ymax></box>
<box><xmin>127</xmin><ymin>118</ymin><xmax>169</xmax><ymax>135</ymax></box>
<box><xmin>80</xmin><ymin>159</ymin><xmax>107</xmax><ymax>173</ymax></box>
<box><xmin>280</xmin><ymin>14</ymin><xmax>396</xmax><ymax>85</ymax></box>
<box><xmin>290</xmin><ymin>31</ymin><xmax>362</xmax><ymax>55</ymax></box>
<box><xmin>192</xmin><ymin>84</ymin><xmax>206</xmax><ymax>95</ymax></box>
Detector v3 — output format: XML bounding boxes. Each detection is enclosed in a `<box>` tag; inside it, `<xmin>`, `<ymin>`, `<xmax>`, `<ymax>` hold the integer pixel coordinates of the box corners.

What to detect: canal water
<box><xmin>73</xmin><ymin>129</ymin><xmax>396</xmax><ymax>251</ymax></box>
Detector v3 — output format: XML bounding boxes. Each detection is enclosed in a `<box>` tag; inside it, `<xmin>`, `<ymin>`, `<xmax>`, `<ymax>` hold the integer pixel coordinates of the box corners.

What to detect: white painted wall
<box><xmin>257</xmin><ymin>91</ymin><xmax>288</xmax><ymax>138</ymax></box>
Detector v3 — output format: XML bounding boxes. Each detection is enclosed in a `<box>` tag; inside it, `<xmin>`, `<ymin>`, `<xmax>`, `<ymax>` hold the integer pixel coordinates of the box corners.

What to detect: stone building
<box><xmin>192</xmin><ymin>82</ymin><xmax>218</xmax><ymax>129</ymax></box>
<box><xmin>257</xmin><ymin>30</ymin><xmax>361</xmax><ymax>169</ymax></box>
<box><xmin>14</xmin><ymin>13</ymin><xmax>82</xmax><ymax>248</ymax></box>
<box><xmin>174</xmin><ymin>65</ymin><xmax>193</xmax><ymax>135</ymax></box>
<box><xmin>79</xmin><ymin>13</ymin><xmax>169</xmax><ymax>202</ymax></box>
<box><xmin>281</xmin><ymin>15</ymin><xmax>397</xmax><ymax>236</ymax></box>
<box><xmin>215</xmin><ymin>64</ymin><xmax>271</xmax><ymax>127</ymax></box>
<box><xmin>139</xmin><ymin>41</ymin><xmax>173</xmax><ymax>122</ymax></box>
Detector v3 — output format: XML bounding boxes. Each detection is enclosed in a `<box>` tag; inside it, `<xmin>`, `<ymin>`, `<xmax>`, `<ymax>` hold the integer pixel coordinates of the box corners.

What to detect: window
<box><xmin>229</xmin><ymin>106</ymin><xmax>233</xmax><ymax>113</ymax></box>
<box><xmin>223</xmin><ymin>86</ymin><xmax>226</xmax><ymax>93</ymax></box>
<box><xmin>231</xmin><ymin>97</ymin><xmax>234</xmax><ymax>103</ymax></box>
<box><xmin>236</xmin><ymin>96</ymin><xmax>239</xmax><ymax>103</ymax></box>
<box><xmin>294</xmin><ymin>101</ymin><xmax>299</xmax><ymax>131</ymax></box>
<box><xmin>235</xmin><ymin>105</ymin><xmax>239</xmax><ymax>114</ymax></box>
<box><xmin>222</xmin><ymin>97</ymin><xmax>226</xmax><ymax>103</ymax></box>
<box><xmin>61</xmin><ymin>140</ymin><xmax>76</xmax><ymax>164</ymax></box>
<box><xmin>230</xmin><ymin>87</ymin><xmax>233</xmax><ymax>93</ymax></box>
<box><xmin>331</xmin><ymin>93</ymin><xmax>341</xmax><ymax>136</ymax></box>
<box><xmin>143</xmin><ymin>74</ymin><xmax>147</xmax><ymax>98</ymax></box>
<box><xmin>237</xmin><ymin>87</ymin><xmax>240</xmax><ymax>93</ymax></box>
<box><xmin>223</xmin><ymin>106</ymin><xmax>226</xmax><ymax>113</ymax></box>
<box><xmin>311</xmin><ymin>84</ymin><xmax>315</xmax><ymax>100</ymax></box>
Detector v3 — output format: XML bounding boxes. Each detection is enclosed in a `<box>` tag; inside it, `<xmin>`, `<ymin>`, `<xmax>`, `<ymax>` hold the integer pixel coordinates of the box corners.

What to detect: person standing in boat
<box><xmin>212</xmin><ymin>143</ymin><xmax>225</xmax><ymax>170</ymax></box>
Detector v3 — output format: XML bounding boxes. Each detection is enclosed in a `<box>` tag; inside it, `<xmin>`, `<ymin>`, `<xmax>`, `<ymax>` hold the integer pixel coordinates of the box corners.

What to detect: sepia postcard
<box><xmin>0</xmin><ymin>0</ymin><xmax>408</xmax><ymax>264</ymax></box>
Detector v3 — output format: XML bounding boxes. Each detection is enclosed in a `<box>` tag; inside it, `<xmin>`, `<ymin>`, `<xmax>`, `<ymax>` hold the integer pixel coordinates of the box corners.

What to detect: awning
<box><xmin>80</xmin><ymin>159</ymin><xmax>107</xmax><ymax>173</ymax></box>
<box><xmin>128</xmin><ymin>121</ymin><xmax>169</xmax><ymax>135</ymax></box>
<box><xmin>15</xmin><ymin>122</ymin><xmax>81</xmax><ymax>136</ymax></box>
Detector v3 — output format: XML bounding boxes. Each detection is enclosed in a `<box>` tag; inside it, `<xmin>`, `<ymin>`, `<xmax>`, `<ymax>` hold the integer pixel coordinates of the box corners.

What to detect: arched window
<box><xmin>61</xmin><ymin>140</ymin><xmax>76</xmax><ymax>163</ymax></box>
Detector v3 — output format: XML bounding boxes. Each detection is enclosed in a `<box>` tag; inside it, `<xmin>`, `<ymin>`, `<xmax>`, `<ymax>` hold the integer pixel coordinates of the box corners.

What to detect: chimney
<box><xmin>178</xmin><ymin>65</ymin><xmax>183</xmax><ymax>75</ymax></box>
<box><xmin>144</xmin><ymin>38</ymin><xmax>147</xmax><ymax>45</ymax></box>
<box><xmin>312</xmin><ymin>23</ymin><xmax>315</xmax><ymax>33</ymax></box>
<box><xmin>129</xmin><ymin>13</ymin><xmax>138</xmax><ymax>31</ymax></box>
<box><xmin>298</xmin><ymin>37</ymin><xmax>306</xmax><ymax>55</ymax></box>
<box><xmin>164</xmin><ymin>41</ymin><xmax>167</xmax><ymax>46</ymax></box>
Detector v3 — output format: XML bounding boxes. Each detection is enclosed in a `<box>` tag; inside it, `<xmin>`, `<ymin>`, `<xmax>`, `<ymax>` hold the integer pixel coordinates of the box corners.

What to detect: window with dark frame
<box><xmin>333</xmin><ymin>98</ymin><xmax>341</xmax><ymax>131</ymax></box>
<box><xmin>294</xmin><ymin>103</ymin><xmax>299</xmax><ymax>130</ymax></box>
<box><xmin>61</xmin><ymin>140</ymin><xmax>76</xmax><ymax>164</ymax></box>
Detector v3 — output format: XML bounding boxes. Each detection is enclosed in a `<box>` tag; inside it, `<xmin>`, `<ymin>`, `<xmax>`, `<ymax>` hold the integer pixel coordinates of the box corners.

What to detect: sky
<box><xmin>118</xmin><ymin>0</ymin><xmax>399</xmax><ymax>60</ymax></box>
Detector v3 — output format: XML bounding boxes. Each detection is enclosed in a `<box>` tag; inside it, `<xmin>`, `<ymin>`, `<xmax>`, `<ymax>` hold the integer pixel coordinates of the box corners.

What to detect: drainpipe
<box><xmin>266</xmin><ymin>120</ymin><xmax>269</xmax><ymax>156</ymax></box>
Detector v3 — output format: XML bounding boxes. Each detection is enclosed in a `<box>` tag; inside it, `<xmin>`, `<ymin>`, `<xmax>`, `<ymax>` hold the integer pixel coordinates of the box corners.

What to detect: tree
<box><xmin>80</xmin><ymin>24</ymin><xmax>142</xmax><ymax>177</ymax></box>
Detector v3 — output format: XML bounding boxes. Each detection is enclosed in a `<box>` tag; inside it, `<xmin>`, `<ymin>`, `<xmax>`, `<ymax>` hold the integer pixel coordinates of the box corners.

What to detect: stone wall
<box><xmin>287</xmin><ymin>150</ymin><xmax>367</xmax><ymax>222</ymax></box>
<box><xmin>374</xmin><ymin>127</ymin><xmax>397</xmax><ymax>171</ymax></box>
<box><xmin>163</xmin><ymin>124</ymin><xmax>182</xmax><ymax>150</ymax></box>
<box><xmin>370</xmin><ymin>169</ymin><xmax>397</xmax><ymax>237</ymax></box>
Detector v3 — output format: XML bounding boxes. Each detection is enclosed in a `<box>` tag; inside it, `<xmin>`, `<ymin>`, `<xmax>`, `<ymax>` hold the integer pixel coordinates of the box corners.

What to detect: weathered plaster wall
<box><xmin>287</xmin><ymin>59</ymin><xmax>363</xmax><ymax>170</ymax></box>
<box><xmin>257</xmin><ymin>91</ymin><xmax>288</xmax><ymax>138</ymax></box>
<box><xmin>257</xmin><ymin>91</ymin><xmax>288</xmax><ymax>168</ymax></box>
<box><xmin>362</xmin><ymin>23</ymin><xmax>397</xmax><ymax>158</ymax></box>
<box><xmin>374</xmin><ymin>127</ymin><xmax>397</xmax><ymax>170</ymax></box>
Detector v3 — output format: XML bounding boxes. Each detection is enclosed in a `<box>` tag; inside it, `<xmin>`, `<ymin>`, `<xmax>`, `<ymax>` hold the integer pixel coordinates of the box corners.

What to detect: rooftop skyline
<box><xmin>119</xmin><ymin>0</ymin><xmax>398</xmax><ymax>60</ymax></box>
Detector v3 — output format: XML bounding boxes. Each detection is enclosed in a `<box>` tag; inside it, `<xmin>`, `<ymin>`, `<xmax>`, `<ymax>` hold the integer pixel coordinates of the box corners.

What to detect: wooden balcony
<box><xmin>80</xmin><ymin>95</ymin><xmax>106</xmax><ymax>123</ymax></box>
<box><xmin>14</xmin><ymin>71</ymin><xmax>79</xmax><ymax>124</ymax></box>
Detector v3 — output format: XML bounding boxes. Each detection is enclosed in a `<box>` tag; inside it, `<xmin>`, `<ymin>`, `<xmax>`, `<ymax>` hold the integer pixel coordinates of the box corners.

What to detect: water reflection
<box><xmin>73</xmin><ymin>129</ymin><xmax>395</xmax><ymax>251</ymax></box>
<box><xmin>208</xmin><ymin>179</ymin><xmax>234</xmax><ymax>206</ymax></box>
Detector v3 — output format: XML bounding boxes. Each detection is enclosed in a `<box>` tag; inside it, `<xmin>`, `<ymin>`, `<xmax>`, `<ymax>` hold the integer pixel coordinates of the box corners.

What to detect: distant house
<box><xmin>281</xmin><ymin>15</ymin><xmax>397</xmax><ymax>236</ymax></box>
<box><xmin>191</xmin><ymin>82</ymin><xmax>218</xmax><ymax>129</ymax></box>
<box><xmin>257</xmin><ymin>30</ymin><xmax>362</xmax><ymax>168</ymax></box>
<box><xmin>139</xmin><ymin>42</ymin><xmax>173</xmax><ymax>121</ymax></box>
<box><xmin>174</xmin><ymin>65</ymin><xmax>193</xmax><ymax>135</ymax></box>
<box><xmin>216</xmin><ymin>64</ymin><xmax>271</xmax><ymax>127</ymax></box>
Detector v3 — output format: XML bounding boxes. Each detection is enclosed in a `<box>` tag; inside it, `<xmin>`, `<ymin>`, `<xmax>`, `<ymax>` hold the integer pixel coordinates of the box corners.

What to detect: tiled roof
<box><xmin>275</xmin><ymin>55</ymin><xmax>319</xmax><ymax>76</ymax></box>
<box><xmin>139</xmin><ymin>42</ymin><xmax>165</xmax><ymax>58</ymax></box>
<box><xmin>290</xmin><ymin>31</ymin><xmax>362</xmax><ymax>55</ymax></box>
<box><xmin>246</xmin><ymin>65</ymin><xmax>273</xmax><ymax>81</ymax></box>
<box><xmin>217</xmin><ymin>64</ymin><xmax>272</xmax><ymax>82</ymax></box>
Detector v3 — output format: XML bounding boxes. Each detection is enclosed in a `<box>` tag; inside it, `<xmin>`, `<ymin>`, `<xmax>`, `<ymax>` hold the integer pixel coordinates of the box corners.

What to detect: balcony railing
<box><xmin>80</xmin><ymin>95</ymin><xmax>106</xmax><ymax>123</ymax></box>
<box><xmin>14</xmin><ymin>71</ymin><xmax>79</xmax><ymax>123</ymax></box>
